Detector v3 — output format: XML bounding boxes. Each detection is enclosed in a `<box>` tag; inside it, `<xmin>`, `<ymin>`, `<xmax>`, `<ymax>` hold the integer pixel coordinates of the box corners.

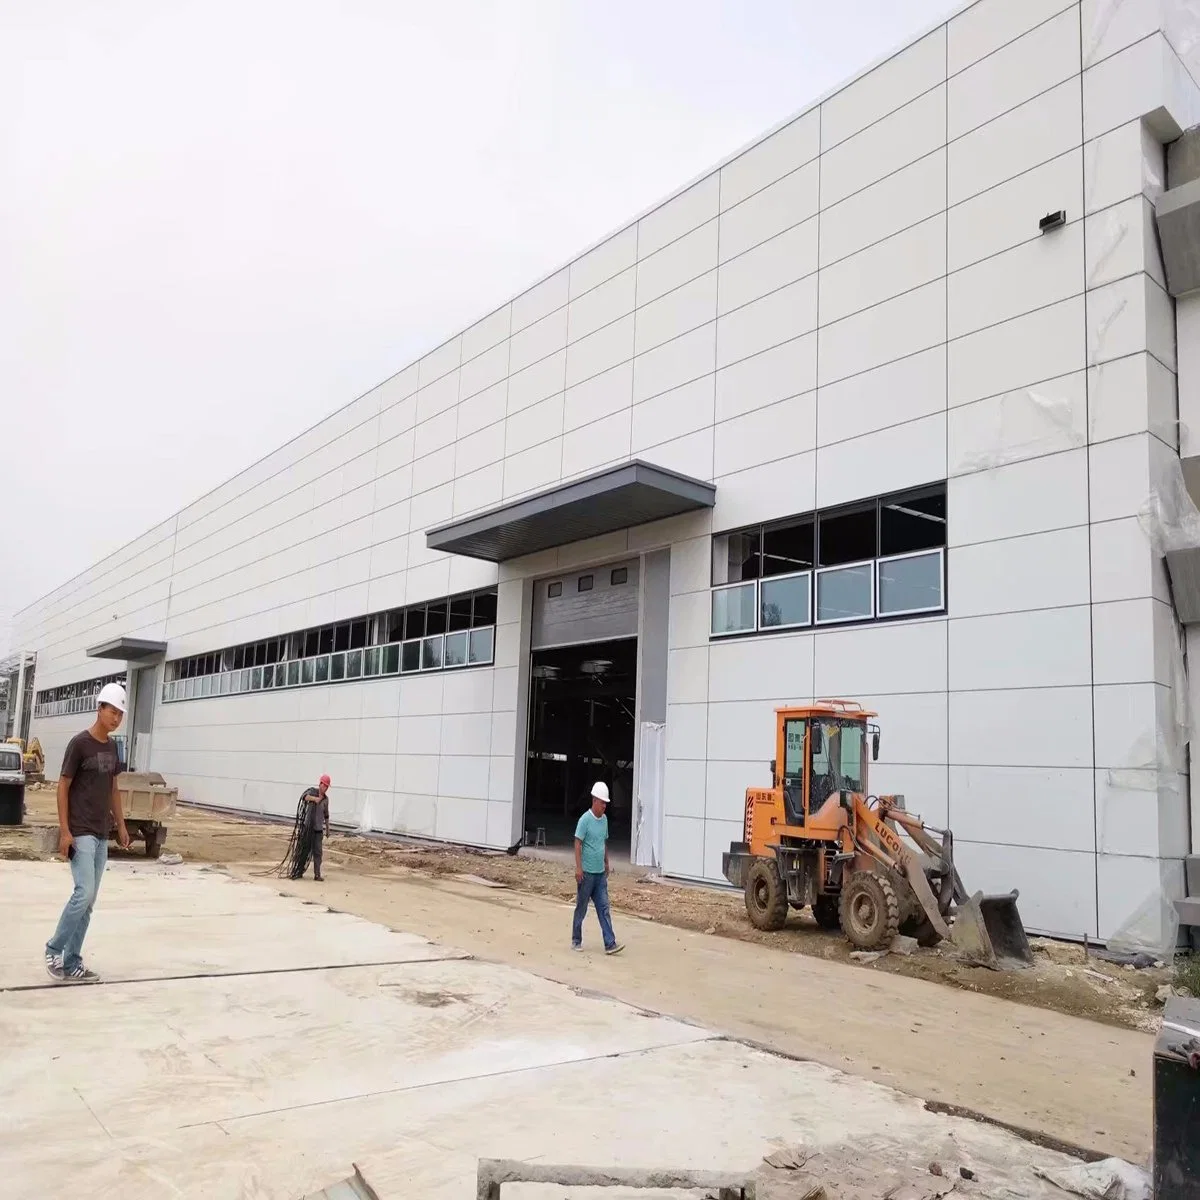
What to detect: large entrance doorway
<box><xmin>522</xmin><ymin>559</ymin><xmax>640</xmax><ymax>853</ymax></box>
<box><xmin>524</xmin><ymin>638</ymin><xmax>637</xmax><ymax>850</ymax></box>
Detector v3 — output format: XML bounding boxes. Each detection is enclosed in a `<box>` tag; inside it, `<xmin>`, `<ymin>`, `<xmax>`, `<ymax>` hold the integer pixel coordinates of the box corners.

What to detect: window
<box><xmin>547</xmin><ymin>581</ymin><xmax>562</xmax><ymax>598</ymax></box>
<box><xmin>877</xmin><ymin>489</ymin><xmax>946</xmax><ymax>616</ymax></box>
<box><xmin>448</xmin><ymin>595</ymin><xmax>472</xmax><ymax>632</ymax></box>
<box><xmin>710</xmin><ymin>485</ymin><xmax>946</xmax><ymax>640</ymax></box>
<box><xmin>611</xmin><ymin>567</ymin><xmax>628</xmax><ymax>586</ymax></box>
<box><xmin>444</xmin><ymin>631</ymin><xmax>468</xmax><ymax>667</ymax></box>
<box><xmin>161</xmin><ymin>587</ymin><xmax>498</xmax><ymax>701</ymax></box>
<box><xmin>712</xmin><ymin>583</ymin><xmax>756</xmax><ymax>636</ymax></box>
<box><xmin>578</xmin><ymin>574</ymin><xmax>594</xmax><ymax>592</ymax></box>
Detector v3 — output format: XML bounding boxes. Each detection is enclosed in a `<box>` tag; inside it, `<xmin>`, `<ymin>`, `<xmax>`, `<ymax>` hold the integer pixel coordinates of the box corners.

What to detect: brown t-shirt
<box><xmin>61</xmin><ymin>730</ymin><xmax>122</xmax><ymax>838</ymax></box>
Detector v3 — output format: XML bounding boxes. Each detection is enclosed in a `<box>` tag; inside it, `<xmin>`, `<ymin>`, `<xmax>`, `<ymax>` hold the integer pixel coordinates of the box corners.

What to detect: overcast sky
<box><xmin>1</xmin><ymin>0</ymin><xmax>953</xmax><ymax>646</ymax></box>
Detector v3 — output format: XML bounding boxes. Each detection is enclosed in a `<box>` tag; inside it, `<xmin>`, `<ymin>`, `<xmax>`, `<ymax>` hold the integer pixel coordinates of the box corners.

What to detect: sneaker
<box><xmin>44</xmin><ymin>951</ymin><xmax>63</xmax><ymax>982</ymax></box>
<box><xmin>570</xmin><ymin>943</ymin><xmax>583</xmax><ymax>951</ymax></box>
<box><xmin>61</xmin><ymin>964</ymin><xmax>100</xmax><ymax>985</ymax></box>
<box><xmin>605</xmin><ymin>943</ymin><xmax>625</xmax><ymax>956</ymax></box>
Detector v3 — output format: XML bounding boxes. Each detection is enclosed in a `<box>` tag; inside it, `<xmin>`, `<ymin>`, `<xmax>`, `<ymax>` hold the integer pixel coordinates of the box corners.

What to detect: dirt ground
<box><xmin>4</xmin><ymin>786</ymin><xmax>1171</xmax><ymax>1034</ymax></box>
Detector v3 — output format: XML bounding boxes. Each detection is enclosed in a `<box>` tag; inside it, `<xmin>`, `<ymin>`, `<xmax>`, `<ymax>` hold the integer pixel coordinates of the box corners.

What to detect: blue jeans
<box><xmin>572</xmin><ymin>871</ymin><xmax>616</xmax><ymax>950</ymax></box>
<box><xmin>46</xmin><ymin>834</ymin><xmax>107</xmax><ymax>972</ymax></box>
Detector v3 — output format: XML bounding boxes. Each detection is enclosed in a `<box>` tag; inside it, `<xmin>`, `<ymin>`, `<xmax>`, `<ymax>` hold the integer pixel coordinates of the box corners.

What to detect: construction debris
<box><xmin>1032</xmin><ymin>1158</ymin><xmax>1150</xmax><ymax>1200</ymax></box>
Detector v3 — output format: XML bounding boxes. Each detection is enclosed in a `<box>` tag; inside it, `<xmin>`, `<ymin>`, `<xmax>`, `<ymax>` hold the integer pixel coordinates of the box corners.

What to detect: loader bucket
<box><xmin>952</xmin><ymin>890</ymin><xmax>1033</xmax><ymax>970</ymax></box>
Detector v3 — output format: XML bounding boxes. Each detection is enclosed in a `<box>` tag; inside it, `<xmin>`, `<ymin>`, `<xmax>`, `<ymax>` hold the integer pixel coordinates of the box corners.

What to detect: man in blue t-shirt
<box><xmin>571</xmin><ymin>781</ymin><xmax>624</xmax><ymax>955</ymax></box>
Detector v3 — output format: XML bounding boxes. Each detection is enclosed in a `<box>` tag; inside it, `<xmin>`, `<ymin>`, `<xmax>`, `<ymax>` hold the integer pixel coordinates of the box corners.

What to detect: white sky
<box><xmin>1</xmin><ymin>0</ymin><xmax>953</xmax><ymax>639</ymax></box>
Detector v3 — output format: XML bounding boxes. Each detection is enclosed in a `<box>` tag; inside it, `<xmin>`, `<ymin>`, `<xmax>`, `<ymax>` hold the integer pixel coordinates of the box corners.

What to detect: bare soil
<box><xmin>5</xmin><ymin>786</ymin><xmax>1170</xmax><ymax>1033</ymax></box>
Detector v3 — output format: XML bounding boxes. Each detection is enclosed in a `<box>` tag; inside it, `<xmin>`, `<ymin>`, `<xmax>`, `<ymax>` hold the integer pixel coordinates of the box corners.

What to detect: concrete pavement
<box><xmin>0</xmin><ymin>860</ymin><xmax>1107</xmax><ymax>1197</ymax></box>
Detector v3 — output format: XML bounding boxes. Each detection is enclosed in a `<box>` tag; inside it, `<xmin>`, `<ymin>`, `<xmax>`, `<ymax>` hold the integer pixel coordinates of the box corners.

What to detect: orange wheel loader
<box><xmin>721</xmin><ymin>701</ymin><xmax>1033</xmax><ymax>970</ymax></box>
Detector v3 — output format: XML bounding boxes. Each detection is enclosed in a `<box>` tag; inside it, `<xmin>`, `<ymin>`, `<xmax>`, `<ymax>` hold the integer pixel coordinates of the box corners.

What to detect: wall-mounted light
<box><xmin>1039</xmin><ymin>209</ymin><xmax>1067</xmax><ymax>233</ymax></box>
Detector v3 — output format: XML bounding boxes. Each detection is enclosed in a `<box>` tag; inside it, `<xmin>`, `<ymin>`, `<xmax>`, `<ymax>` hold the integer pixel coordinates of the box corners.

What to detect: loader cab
<box><xmin>773</xmin><ymin>702</ymin><xmax>879</xmax><ymax>828</ymax></box>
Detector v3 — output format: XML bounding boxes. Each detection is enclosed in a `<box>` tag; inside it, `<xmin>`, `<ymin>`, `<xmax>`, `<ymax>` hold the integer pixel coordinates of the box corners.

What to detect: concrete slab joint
<box><xmin>475</xmin><ymin>1159</ymin><xmax>754</xmax><ymax>1200</ymax></box>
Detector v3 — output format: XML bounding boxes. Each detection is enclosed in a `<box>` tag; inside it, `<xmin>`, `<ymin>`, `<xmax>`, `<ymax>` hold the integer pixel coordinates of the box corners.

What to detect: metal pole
<box><xmin>11</xmin><ymin>653</ymin><xmax>28</xmax><ymax>743</ymax></box>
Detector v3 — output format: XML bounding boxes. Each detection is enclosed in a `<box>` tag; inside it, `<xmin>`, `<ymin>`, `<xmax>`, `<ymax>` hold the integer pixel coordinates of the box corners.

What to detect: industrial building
<box><xmin>14</xmin><ymin>0</ymin><xmax>1200</xmax><ymax>941</ymax></box>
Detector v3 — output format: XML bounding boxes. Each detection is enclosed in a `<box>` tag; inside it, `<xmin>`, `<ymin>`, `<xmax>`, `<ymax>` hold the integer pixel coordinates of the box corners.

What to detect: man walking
<box><xmin>301</xmin><ymin>774</ymin><xmax>330</xmax><ymax>881</ymax></box>
<box><xmin>571</xmin><ymin>781</ymin><xmax>623</xmax><ymax>955</ymax></box>
<box><xmin>45</xmin><ymin>681</ymin><xmax>131</xmax><ymax>984</ymax></box>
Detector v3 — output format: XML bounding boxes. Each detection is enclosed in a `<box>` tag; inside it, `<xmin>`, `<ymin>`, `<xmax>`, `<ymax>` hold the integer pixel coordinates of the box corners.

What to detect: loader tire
<box><xmin>745</xmin><ymin>859</ymin><xmax>788</xmax><ymax>932</ymax></box>
<box><xmin>812</xmin><ymin>895</ymin><xmax>841</xmax><ymax>931</ymax></box>
<box><xmin>840</xmin><ymin>872</ymin><xmax>900</xmax><ymax>950</ymax></box>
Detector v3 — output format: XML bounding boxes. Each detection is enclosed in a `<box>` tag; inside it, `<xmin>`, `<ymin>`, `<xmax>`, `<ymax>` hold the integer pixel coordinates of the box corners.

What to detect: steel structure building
<box><xmin>15</xmin><ymin>0</ymin><xmax>1200</xmax><ymax>941</ymax></box>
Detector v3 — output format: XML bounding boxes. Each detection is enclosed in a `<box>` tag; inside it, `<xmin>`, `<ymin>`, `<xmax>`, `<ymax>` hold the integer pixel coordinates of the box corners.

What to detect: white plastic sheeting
<box><xmin>633</xmin><ymin>722</ymin><xmax>664</xmax><ymax>868</ymax></box>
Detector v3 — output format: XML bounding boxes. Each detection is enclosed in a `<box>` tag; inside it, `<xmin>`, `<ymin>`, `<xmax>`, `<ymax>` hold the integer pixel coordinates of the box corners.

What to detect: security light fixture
<box><xmin>1039</xmin><ymin>209</ymin><xmax>1067</xmax><ymax>233</ymax></box>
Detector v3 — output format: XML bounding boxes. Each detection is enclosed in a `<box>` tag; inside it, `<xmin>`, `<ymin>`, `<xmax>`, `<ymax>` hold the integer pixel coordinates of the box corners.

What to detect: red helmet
<box><xmin>319</xmin><ymin>774</ymin><xmax>331</xmax><ymax>787</ymax></box>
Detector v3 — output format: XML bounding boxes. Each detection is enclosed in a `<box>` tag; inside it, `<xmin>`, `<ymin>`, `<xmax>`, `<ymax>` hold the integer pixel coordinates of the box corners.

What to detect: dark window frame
<box><xmin>710</xmin><ymin>483</ymin><xmax>948</xmax><ymax>638</ymax></box>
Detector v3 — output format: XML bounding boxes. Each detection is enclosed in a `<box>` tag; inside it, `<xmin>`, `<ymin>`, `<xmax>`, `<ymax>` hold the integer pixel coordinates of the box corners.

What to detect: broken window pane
<box><xmin>879</xmin><ymin>490</ymin><xmax>946</xmax><ymax>556</ymax></box>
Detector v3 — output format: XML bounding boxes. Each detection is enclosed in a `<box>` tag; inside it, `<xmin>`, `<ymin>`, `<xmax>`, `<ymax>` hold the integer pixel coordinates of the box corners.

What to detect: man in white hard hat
<box><xmin>44</xmin><ymin>681</ymin><xmax>131</xmax><ymax>984</ymax></box>
<box><xmin>571</xmin><ymin>781</ymin><xmax>623</xmax><ymax>955</ymax></box>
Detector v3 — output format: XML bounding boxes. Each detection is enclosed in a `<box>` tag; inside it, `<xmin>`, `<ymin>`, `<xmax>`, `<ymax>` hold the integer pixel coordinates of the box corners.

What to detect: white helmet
<box><xmin>590</xmin><ymin>781</ymin><xmax>610</xmax><ymax>803</ymax></box>
<box><xmin>97</xmin><ymin>682</ymin><xmax>127</xmax><ymax>713</ymax></box>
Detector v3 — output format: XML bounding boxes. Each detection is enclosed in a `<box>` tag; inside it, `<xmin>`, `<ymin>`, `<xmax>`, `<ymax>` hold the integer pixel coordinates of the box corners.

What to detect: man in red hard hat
<box><xmin>301</xmin><ymin>774</ymin><xmax>331</xmax><ymax>881</ymax></box>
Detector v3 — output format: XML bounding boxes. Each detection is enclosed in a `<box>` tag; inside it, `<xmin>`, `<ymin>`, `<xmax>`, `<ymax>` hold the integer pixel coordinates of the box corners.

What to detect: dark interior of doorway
<box><xmin>523</xmin><ymin>638</ymin><xmax>637</xmax><ymax>851</ymax></box>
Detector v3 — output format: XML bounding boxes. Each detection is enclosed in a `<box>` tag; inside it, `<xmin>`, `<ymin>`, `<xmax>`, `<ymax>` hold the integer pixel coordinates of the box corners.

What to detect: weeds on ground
<box><xmin>1173</xmin><ymin>952</ymin><xmax>1200</xmax><ymax>997</ymax></box>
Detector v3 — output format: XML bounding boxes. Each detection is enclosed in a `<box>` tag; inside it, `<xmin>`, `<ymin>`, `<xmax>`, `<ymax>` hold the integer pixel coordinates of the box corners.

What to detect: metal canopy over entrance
<box><xmin>86</xmin><ymin>637</ymin><xmax>167</xmax><ymax>664</ymax></box>
<box><xmin>425</xmin><ymin>460</ymin><xmax>716</xmax><ymax>562</ymax></box>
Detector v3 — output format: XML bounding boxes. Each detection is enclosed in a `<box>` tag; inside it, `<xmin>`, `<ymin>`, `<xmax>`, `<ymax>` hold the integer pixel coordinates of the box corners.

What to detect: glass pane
<box><xmin>364</xmin><ymin>647</ymin><xmax>380</xmax><ymax>676</ymax></box>
<box><xmin>880</xmin><ymin>491</ymin><xmax>946</xmax><ymax>556</ymax></box>
<box><xmin>404</xmin><ymin>606</ymin><xmax>426</xmax><ymax>640</ymax></box>
<box><xmin>229</xmin><ymin>674</ymin><xmax>240</xmax><ymax>695</ymax></box>
<box><xmin>469</xmin><ymin>626</ymin><xmax>494</xmax><ymax>664</ymax></box>
<box><xmin>241</xmin><ymin>669</ymin><xmax>252</xmax><ymax>692</ymax></box>
<box><xmin>315</xmin><ymin>656</ymin><xmax>330</xmax><ymax>683</ymax></box>
<box><xmin>301</xmin><ymin>658</ymin><xmax>315</xmax><ymax>685</ymax></box>
<box><xmin>287</xmin><ymin>660</ymin><xmax>300</xmax><ymax>687</ymax></box>
<box><xmin>762</xmin><ymin>519</ymin><xmax>814</xmax><ymax>578</ymax></box>
<box><xmin>839</xmin><ymin>723</ymin><xmax>865</xmax><ymax>792</ymax></box>
<box><xmin>783</xmin><ymin>719</ymin><xmax>805</xmax><ymax>780</ymax></box>
<box><xmin>426</xmin><ymin>600</ymin><xmax>448</xmax><ymax>635</ymax></box>
<box><xmin>444</xmin><ymin>631</ymin><xmax>468</xmax><ymax>667</ymax></box>
<box><xmin>712</xmin><ymin>530</ymin><xmax>761</xmax><ymax>583</ymax></box>
<box><xmin>878</xmin><ymin>551</ymin><xmax>942</xmax><ymax>615</ymax></box>
<box><xmin>711</xmin><ymin>582</ymin><xmax>756</xmax><ymax>635</ymax></box>
<box><xmin>275</xmin><ymin>663</ymin><xmax>287</xmax><ymax>686</ymax></box>
<box><xmin>472</xmin><ymin>591</ymin><xmax>497</xmax><ymax>627</ymax></box>
<box><xmin>260</xmin><ymin>668</ymin><xmax>273</xmax><ymax>690</ymax></box>
<box><xmin>346</xmin><ymin>649</ymin><xmax>363</xmax><ymax>678</ymax></box>
<box><xmin>421</xmin><ymin>634</ymin><xmax>443</xmax><ymax>670</ymax></box>
<box><xmin>383</xmin><ymin>643</ymin><xmax>400</xmax><ymax>674</ymax></box>
<box><xmin>448</xmin><ymin>595</ymin><xmax>472</xmax><ymax>632</ymax></box>
<box><xmin>401</xmin><ymin>641</ymin><xmax>421</xmax><ymax>672</ymax></box>
<box><xmin>760</xmin><ymin>572</ymin><xmax>810</xmax><ymax>629</ymax></box>
<box><xmin>818</xmin><ymin>507</ymin><xmax>877</xmax><ymax>567</ymax></box>
<box><xmin>251</xmin><ymin>667</ymin><xmax>263</xmax><ymax>690</ymax></box>
<box><xmin>816</xmin><ymin>564</ymin><xmax>873</xmax><ymax>622</ymax></box>
<box><xmin>331</xmin><ymin>652</ymin><xmax>346</xmax><ymax>681</ymax></box>
<box><xmin>220</xmin><ymin>673</ymin><xmax>231</xmax><ymax>695</ymax></box>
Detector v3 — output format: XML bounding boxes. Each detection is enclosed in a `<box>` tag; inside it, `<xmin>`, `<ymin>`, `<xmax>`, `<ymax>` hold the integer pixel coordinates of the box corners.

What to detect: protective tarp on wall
<box><xmin>633</xmin><ymin>722</ymin><xmax>664</xmax><ymax>868</ymax></box>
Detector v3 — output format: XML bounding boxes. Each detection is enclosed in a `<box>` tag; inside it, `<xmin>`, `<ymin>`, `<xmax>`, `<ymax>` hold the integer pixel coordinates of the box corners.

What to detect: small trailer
<box><xmin>116</xmin><ymin>771</ymin><xmax>178</xmax><ymax>858</ymax></box>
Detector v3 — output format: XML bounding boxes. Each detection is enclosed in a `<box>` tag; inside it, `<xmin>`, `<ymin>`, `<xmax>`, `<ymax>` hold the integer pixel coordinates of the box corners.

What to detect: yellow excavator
<box><xmin>5</xmin><ymin>738</ymin><xmax>44</xmax><ymax>784</ymax></box>
<box><xmin>722</xmin><ymin>701</ymin><xmax>1032</xmax><ymax>970</ymax></box>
